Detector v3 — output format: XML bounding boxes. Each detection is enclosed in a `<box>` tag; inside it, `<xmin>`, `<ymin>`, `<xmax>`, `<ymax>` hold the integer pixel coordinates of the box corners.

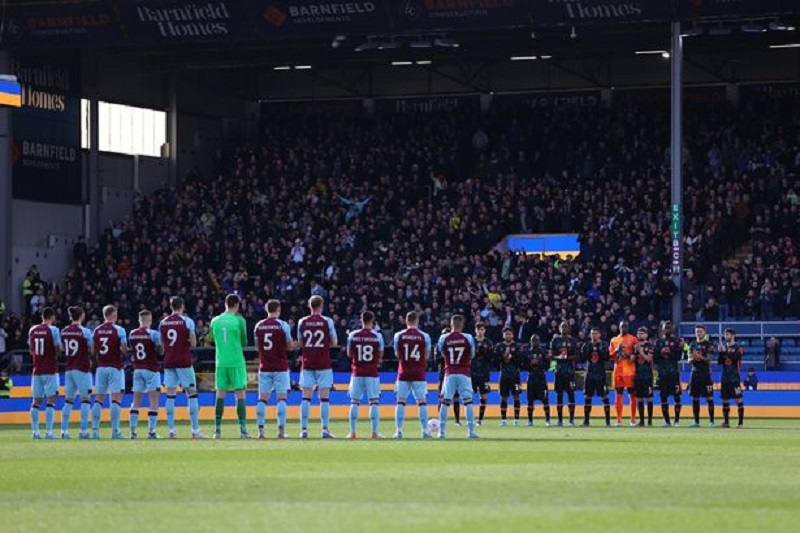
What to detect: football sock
<box><xmin>527</xmin><ymin>402</ymin><xmax>534</xmax><ymax>422</ymax></box>
<box><xmin>500</xmin><ymin>399</ymin><xmax>508</xmax><ymax>420</ymax></box>
<box><xmin>45</xmin><ymin>403</ymin><xmax>55</xmax><ymax>434</ymax></box>
<box><xmin>692</xmin><ymin>399</ymin><xmax>700</xmax><ymax>423</ymax></box>
<box><xmin>479</xmin><ymin>398</ymin><xmax>487</xmax><ymax>421</ymax></box>
<box><xmin>647</xmin><ymin>401</ymin><xmax>653</xmax><ymax>425</ymax></box>
<box><xmin>465</xmin><ymin>402</ymin><xmax>475</xmax><ymax>433</ymax></box>
<box><xmin>638</xmin><ymin>400</ymin><xmax>645</xmax><ymax>425</ymax></box>
<box><xmin>513</xmin><ymin>398</ymin><xmax>521</xmax><ymax>420</ymax></box>
<box><xmin>236</xmin><ymin>398</ymin><xmax>247</xmax><ymax>433</ymax></box>
<box><xmin>584</xmin><ymin>402</ymin><xmax>592</xmax><ymax>424</ymax></box>
<box><xmin>214</xmin><ymin>397</ymin><xmax>225</xmax><ymax>432</ymax></box>
<box><xmin>188</xmin><ymin>395</ymin><xmax>200</xmax><ymax>432</ymax></box>
<box><xmin>418</xmin><ymin>402</ymin><xmax>428</xmax><ymax>431</ymax></box>
<box><xmin>321</xmin><ymin>398</ymin><xmax>330</xmax><ymax>430</ymax></box>
<box><xmin>453</xmin><ymin>401</ymin><xmax>460</xmax><ymax>423</ymax></box>
<box><xmin>568</xmin><ymin>403</ymin><xmax>575</xmax><ymax>423</ymax></box>
<box><xmin>92</xmin><ymin>400</ymin><xmax>102</xmax><ymax>431</ymax></box>
<box><xmin>257</xmin><ymin>399</ymin><xmax>267</xmax><ymax>429</ymax></box>
<box><xmin>148</xmin><ymin>410</ymin><xmax>158</xmax><ymax>433</ymax></box>
<box><xmin>349</xmin><ymin>403</ymin><xmax>359</xmax><ymax>434</ymax></box>
<box><xmin>80</xmin><ymin>400</ymin><xmax>90</xmax><ymax>433</ymax></box>
<box><xmin>369</xmin><ymin>402</ymin><xmax>380</xmax><ymax>434</ymax></box>
<box><xmin>557</xmin><ymin>404</ymin><xmax>564</xmax><ymax>423</ymax></box>
<box><xmin>276</xmin><ymin>400</ymin><xmax>287</xmax><ymax>431</ymax></box>
<box><xmin>722</xmin><ymin>402</ymin><xmax>730</xmax><ymax>424</ymax></box>
<box><xmin>129</xmin><ymin>408</ymin><xmax>140</xmax><ymax>431</ymax></box>
<box><xmin>738</xmin><ymin>404</ymin><xmax>744</xmax><ymax>425</ymax></box>
<box><xmin>61</xmin><ymin>400</ymin><xmax>74</xmax><ymax>432</ymax></box>
<box><xmin>166</xmin><ymin>395</ymin><xmax>176</xmax><ymax>431</ymax></box>
<box><xmin>615</xmin><ymin>394</ymin><xmax>624</xmax><ymax>422</ymax></box>
<box><xmin>544</xmin><ymin>402</ymin><xmax>551</xmax><ymax>422</ymax></box>
<box><xmin>30</xmin><ymin>404</ymin><xmax>40</xmax><ymax>433</ymax></box>
<box><xmin>630</xmin><ymin>395</ymin><xmax>638</xmax><ymax>423</ymax></box>
<box><xmin>674</xmin><ymin>399</ymin><xmax>682</xmax><ymax>423</ymax></box>
<box><xmin>603</xmin><ymin>398</ymin><xmax>611</xmax><ymax>425</ymax></box>
<box><xmin>395</xmin><ymin>402</ymin><xmax>406</xmax><ymax>432</ymax></box>
<box><xmin>707</xmin><ymin>400</ymin><xmax>715</xmax><ymax>423</ymax></box>
<box><xmin>661</xmin><ymin>402</ymin><xmax>670</xmax><ymax>423</ymax></box>
<box><xmin>300</xmin><ymin>398</ymin><xmax>311</xmax><ymax>430</ymax></box>
<box><xmin>111</xmin><ymin>401</ymin><xmax>121</xmax><ymax>433</ymax></box>
<box><xmin>439</xmin><ymin>403</ymin><xmax>449</xmax><ymax>432</ymax></box>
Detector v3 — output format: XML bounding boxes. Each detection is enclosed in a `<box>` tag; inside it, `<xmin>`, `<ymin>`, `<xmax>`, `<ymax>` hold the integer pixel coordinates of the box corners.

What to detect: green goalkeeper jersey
<box><xmin>210</xmin><ymin>312</ymin><xmax>247</xmax><ymax>368</ymax></box>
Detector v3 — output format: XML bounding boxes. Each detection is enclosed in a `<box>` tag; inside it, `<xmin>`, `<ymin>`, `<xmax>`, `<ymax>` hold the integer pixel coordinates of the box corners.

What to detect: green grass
<box><xmin>2</xmin><ymin>419</ymin><xmax>799</xmax><ymax>532</ymax></box>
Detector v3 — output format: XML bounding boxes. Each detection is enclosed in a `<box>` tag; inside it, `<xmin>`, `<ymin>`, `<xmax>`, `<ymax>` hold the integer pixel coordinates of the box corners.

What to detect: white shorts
<box><xmin>395</xmin><ymin>381</ymin><xmax>428</xmax><ymax>403</ymax></box>
<box><xmin>349</xmin><ymin>376</ymin><xmax>380</xmax><ymax>401</ymax></box>
<box><xmin>441</xmin><ymin>374</ymin><xmax>473</xmax><ymax>402</ymax></box>
<box><xmin>300</xmin><ymin>369</ymin><xmax>333</xmax><ymax>389</ymax></box>
<box><xmin>259</xmin><ymin>371</ymin><xmax>291</xmax><ymax>395</ymax></box>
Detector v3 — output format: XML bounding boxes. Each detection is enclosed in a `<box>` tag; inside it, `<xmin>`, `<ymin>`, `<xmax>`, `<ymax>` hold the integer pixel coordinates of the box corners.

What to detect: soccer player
<box><xmin>472</xmin><ymin>322</ymin><xmax>493</xmax><ymax>426</ymax></box>
<box><xmin>92</xmin><ymin>305</ymin><xmax>129</xmax><ymax>439</ymax></box>
<box><xmin>159</xmin><ymin>296</ymin><xmax>204</xmax><ymax>439</ymax></box>
<box><xmin>128</xmin><ymin>310</ymin><xmax>163</xmax><ymax>439</ymax></box>
<box><xmin>634</xmin><ymin>327</ymin><xmax>655</xmax><ymax>427</ymax></box>
<box><xmin>254</xmin><ymin>299</ymin><xmax>294</xmax><ymax>439</ymax></box>
<box><xmin>60</xmin><ymin>306</ymin><xmax>93</xmax><ymax>439</ymax></box>
<box><xmin>495</xmin><ymin>326</ymin><xmax>524</xmax><ymax>426</ymax></box>
<box><xmin>550</xmin><ymin>321</ymin><xmax>578</xmax><ymax>427</ymax></box>
<box><xmin>393</xmin><ymin>311</ymin><xmax>432</xmax><ymax>439</ymax></box>
<box><xmin>654</xmin><ymin>321</ymin><xmax>684</xmax><ymax>426</ymax></box>
<box><xmin>580</xmin><ymin>327</ymin><xmax>611</xmax><ymax>427</ymax></box>
<box><xmin>210</xmin><ymin>294</ymin><xmax>250</xmax><ymax>439</ymax></box>
<box><xmin>346</xmin><ymin>311</ymin><xmax>384</xmax><ymax>439</ymax></box>
<box><xmin>718</xmin><ymin>328</ymin><xmax>745</xmax><ymax>429</ymax></box>
<box><xmin>297</xmin><ymin>295</ymin><xmax>338</xmax><ymax>439</ymax></box>
<box><xmin>688</xmin><ymin>324</ymin><xmax>716</xmax><ymax>428</ymax></box>
<box><xmin>29</xmin><ymin>307</ymin><xmax>61</xmax><ymax>439</ymax></box>
<box><xmin>436</xmin><ymin>327</ymin><xmax>461</xmax><ymax>426</ymax></box>
<box><xmin>525</xmin><ymin>334</ymin><xmax>551</xmax><ymax>426</ymax></box>
<box><xmin>437</xmin><ymin>315</ymin><xmax>478</xmax><ymax>439</ymax></box>
<box><xmin>609</xmin><ymin>321</ymin><xmax>638</xmax><ymax>426</ymax></box>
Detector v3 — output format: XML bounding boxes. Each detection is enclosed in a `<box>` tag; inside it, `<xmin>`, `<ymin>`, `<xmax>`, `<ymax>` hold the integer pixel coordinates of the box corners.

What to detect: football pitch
<box><xmin>2</xmin><ymin>420</ymin><xmax>799</xmax><ymax>533</ymax></box>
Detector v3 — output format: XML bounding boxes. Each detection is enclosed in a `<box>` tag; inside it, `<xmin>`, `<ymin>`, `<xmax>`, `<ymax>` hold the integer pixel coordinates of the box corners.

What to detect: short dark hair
<box><xmin>637</xmin><ymin>327</ymin><xmax>648</xmax><ymax>334</ymax></box>
<box><xmin>42</xmin><ymin>307</ymin><xmax>56</xmax><ymax>321</ymax></box>
<box><xmin>225</xmin><ymin>294</ymin><xmax>240</xmax><ymax>308</ymax></box>
<box><xmin>529</xmin><ymin>334</ymin><xmax>539</xmax><ymax>343</ymax></box>
<box><xmin>502</xmin><ymin>326</ymin><xmax>513</xmax><ymax>333</ymax></box>
<box><xmin>361</xmin><ymin>310</ymin><xmax>375</xmax><ymax>324</ymax></box>
<box><xmin>590</xmin><ymin>326</ymin><xmax>601</xmax><ymax>333</ymax></box>
<box><xmin>68</xmin><ymin>306</ymin><xmax>84</xmax><ymax>321</ymax></box>
<box><xmin>267</xmin><ymin>299</ymin><xmax>281</xmax><ymax>314</ymax></box>
<box><xmin>170</xmin><ymin>296</ymin><xmax>184</xmax><ymax>312</ymax></box>
<box><xmin>103</xmin><ymin>305</ymin><xmax>117</xmax><ymax>319</ymax></box>
<box><xmin>475</xmin><ymin>321</ymin><xmax>486</xmax><ymax>329</ymax></box>
<box><xmin>309</xmin><ymin>295</ymin><xmax>324</xmax><ymax>310</ymax></box>
<box><xmin>139</xmin><ymin>310</ymin><xmax>152</xmax><ymax>320</ymax></box>
<box><xmin>695</xmin><ymin>324</ymin><xmax>706</xmax><ymax>331</ymax></box>
<box><xmin>724</xmin><ymin>328</ymin><xmax>736</xmax><ymax>336</ymax></box>
<box><xmin>405</xmin><ymin>311</ymin><xmax>418</xmax><ymax>325</ymax></box>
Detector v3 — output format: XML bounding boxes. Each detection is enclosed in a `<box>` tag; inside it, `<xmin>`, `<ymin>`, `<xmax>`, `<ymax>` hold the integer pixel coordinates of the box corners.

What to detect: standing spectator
<box><xmin>0</xmin><ymin>321</ymin><xmax>7</xmax><ymax>357</ymax></box>
<box><xmin>73</xmin><ymin>236</ymin><xmax>88</xmax><ymax>263</ymax></box>
<box><xmin>764</xmin><ymin>337</ymin><xmax>781</xmax><ymax>369</ymax></box>
<box><xmin>0</xmin><ymin>371</ymin><xmax>12</xmax><ymax>399</ymax></box>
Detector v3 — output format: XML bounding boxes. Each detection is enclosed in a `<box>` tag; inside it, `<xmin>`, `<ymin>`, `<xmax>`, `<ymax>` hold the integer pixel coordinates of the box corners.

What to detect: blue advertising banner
<box><xmin>495</xmin><ymin>89</ymin><xmax>601</xmax><ymax>108</ymax></box>
<box><xmin>259</xmin><ymin>0</ymin><xmax>391</xmax><ymax>38</ymax></box>
<box><xmin>3</xmin><ymin>0</ymin><xmax>121</xmax><ymax>48</ymax></box>
<box><xmin>675</xmin><ymin>0</ymin><xmax>790</xmax><ymax>19</ymax></box>
<box><xmin>10</xmin><ymin>53</ymin><xmax>83</xmax><ymax>205</ymax></box>
<box><xmin>374</xmin><ymin>94</ymin><xmax>481</xmax><ymax>113</ymax></box>
<box><xmin>531</xmin><ymin>0</ymin><xmax>672</xmax><ymax>26</ymax></box>
<box><xmin>117</xmin><ymin>0</ymin><xmax>256</xmax><ymax>42</ymax></box>
<box><xmin>389</xmin><ymin>0</ymin><xmax>530</xmax><ymax>32</ymax></box>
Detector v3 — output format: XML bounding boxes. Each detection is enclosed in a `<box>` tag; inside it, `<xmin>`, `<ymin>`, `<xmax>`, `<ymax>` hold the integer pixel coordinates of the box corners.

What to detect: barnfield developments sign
<box><xmin>10</xmin><ymin>53</ymin><xmax>83</xmax><ymax>205</ymax></box>
<box><xmin>260</xmin><ymin>0</ymin><xmax>391</xmax><ymax>37</ymax></box>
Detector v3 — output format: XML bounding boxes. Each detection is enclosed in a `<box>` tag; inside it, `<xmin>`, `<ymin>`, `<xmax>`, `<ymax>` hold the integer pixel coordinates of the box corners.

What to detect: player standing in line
<box><xmin>297</xmin><ymin>295</ymin><xmax>338</xmax><ymax>439</ymax></box>
<box><xmin>128</xmin><ymin>310</ymin><xmax>163</xmax><ymax>439</ymax></box>
<box><xmin>92</xmin><ymin>305</ymin><xmax>129</xmax><ymax>439</ymax></box>
<box><xmin>437</xmin><ymin>315</ymin><xmax>478</xmax><ymax>439</ymax></box>
<box><xmin>525</xmin><ymin>334</ymin><xmax>551</xmax><ymax>426</ymax></box>
<box><xmin>159</xmin><ymin>296</ymin><xmax>204</xmax><ymax>439</ymax></box>
<box><xmin>550</xmin><ymin>321</ymin><xmax>578</xmax><ymax>427</ymax></box>
<box><xmin>609</xmin><ymin>321</ymin><xmax>638</xmax><ymax>426</ymax></box>
<box><xmin>346</xmin><ymin>311</ymin><xmax>385</xmax><ymax>439</ymax></box>
<box><xmin>254</xmin><ymin>299</ymin><xmax>294</xmax><ymax>439</ymax></box>
<box><xmin>436</xmin><ymin>327</ymin><xmax>461</xmax><ymax>426</ymax></box>
<box><xmin>634</xmin><ymin>327</ymin><xmax>655</xmax><ymax>427</ymax></box>
<box><xmin>393</xmin><ymin>311</ymin><xmax>433</xmax><ymax>439</ymax></box>
<box><xmin>654</xmin><ymin>321</ymin><xmax>684</xmax><ymax>426</ymax></box>
<box><xmin>29</xmin><ymin>307</ymin><xmax>61</xmax><ymax>439</ymax></box>
<box><xmin>60</xmin><ymin>306</ymin><xmax>94</xmax><ymax>439</ymax></box>
<box><xmin>718</xmin><ymin>328</ymin><xmax>745</xmax><ymax>429</ymax></box>
<box><xmin>210</xmin><ymin>294</ymin><xmax>250</xmax><ymax>439</ymax></box>
<box><xmin>495</xmin><ymin>326</ymin><xmax>524</xmax><ymax>426</ymax></box>
<box><xmin>472</xmin><ymin>322</ymin><xmax>493</xmax><ymax>427</ymax></box>
<box><xmin>580</xmin><ymin>327</ymin><xmax>611</xmax><ymax>427</ymax></box>
<box><xmin>688</xmin><ymin>324</ymin><xmax>716</xmax><ymax>428</ymax></box>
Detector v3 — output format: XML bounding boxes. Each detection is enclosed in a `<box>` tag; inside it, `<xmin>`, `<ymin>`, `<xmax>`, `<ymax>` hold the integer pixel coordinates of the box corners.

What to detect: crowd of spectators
<box><xmin>3</xmin><ymin>95</ymin><xmax>798</xmax><ymax>369</ymax></box>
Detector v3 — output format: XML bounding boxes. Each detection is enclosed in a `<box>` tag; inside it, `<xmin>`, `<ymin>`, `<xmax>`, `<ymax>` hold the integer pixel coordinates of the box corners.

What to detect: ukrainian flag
<box><xmin>0</xmin><ymin>78</ymin><xmax>22</xmax><ymax>108</ymax></box>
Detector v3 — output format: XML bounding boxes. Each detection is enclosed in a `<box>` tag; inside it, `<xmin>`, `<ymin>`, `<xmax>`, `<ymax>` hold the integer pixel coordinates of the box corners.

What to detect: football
<box><xmin>427</xmin><ymin>418</ymin><xmax>441</xmax><ymax>433</ymax></box>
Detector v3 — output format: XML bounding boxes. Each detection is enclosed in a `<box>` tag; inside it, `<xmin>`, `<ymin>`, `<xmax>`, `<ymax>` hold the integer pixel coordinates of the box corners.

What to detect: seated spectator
<box><xmin>743</xmin><ymin>368</ymin><xmax>758</xmax><ymax>391</ymax></box>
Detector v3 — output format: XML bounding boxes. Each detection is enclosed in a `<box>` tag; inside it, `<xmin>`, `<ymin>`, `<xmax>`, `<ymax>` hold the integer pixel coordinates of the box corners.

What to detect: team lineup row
<box><xmin>26</xmin><ymin>294</ymin><xmax>746</xmax><ymax>440</ymax></box>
